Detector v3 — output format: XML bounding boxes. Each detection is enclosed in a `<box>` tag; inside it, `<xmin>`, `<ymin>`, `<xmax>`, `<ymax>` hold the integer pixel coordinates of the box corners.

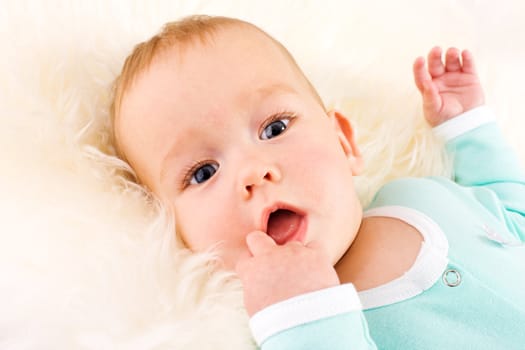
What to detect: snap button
<box><xmin>442</xmin><ymin>269</ymin><xmax>461</xmax><ymax>287</ymax></box>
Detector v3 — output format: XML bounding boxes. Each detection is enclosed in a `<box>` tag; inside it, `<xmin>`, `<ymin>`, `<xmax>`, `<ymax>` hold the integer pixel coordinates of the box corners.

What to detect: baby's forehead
<box><xmin>114</xmin><ymin>18</ymin><xmax>323</xmax><ymax>172</ymax></box>
<box><xmin>132</xmin><ymin>27</ymin><xmax>304</xmax><ymax>101</ymax></box>
<box><xmin>150</xmin><ymin>24</ymin><xmax>289</xmax><ymax>69</ymax></box>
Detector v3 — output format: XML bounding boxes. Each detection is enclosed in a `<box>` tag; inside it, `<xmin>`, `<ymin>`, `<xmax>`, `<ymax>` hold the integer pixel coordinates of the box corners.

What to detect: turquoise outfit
<box><xmin>249</xmin><ymin>107</ymin><xmax>525</xmax><ymax>349</ymax></box>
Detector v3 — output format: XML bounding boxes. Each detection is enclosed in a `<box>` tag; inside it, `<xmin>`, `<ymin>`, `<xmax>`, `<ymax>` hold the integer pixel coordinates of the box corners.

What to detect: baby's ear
<box><xmin>327</xmin><ymin>110</ymin><xmax>364</xmax><ymax>175</ymax></box>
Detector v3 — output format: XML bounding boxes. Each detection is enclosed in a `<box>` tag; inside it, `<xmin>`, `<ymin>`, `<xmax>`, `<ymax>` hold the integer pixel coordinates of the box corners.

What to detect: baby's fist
<box><xmin>236</xmin><ymin>231</ymin><xmax>340</xmax><ymax>316</ymax></box>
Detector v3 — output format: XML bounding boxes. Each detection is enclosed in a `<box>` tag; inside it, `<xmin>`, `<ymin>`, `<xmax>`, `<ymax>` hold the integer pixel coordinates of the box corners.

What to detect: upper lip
<box><xmin>260</xmin><ymin>202</ymin><xmax>306</xmax><ymax>234</ymax></box>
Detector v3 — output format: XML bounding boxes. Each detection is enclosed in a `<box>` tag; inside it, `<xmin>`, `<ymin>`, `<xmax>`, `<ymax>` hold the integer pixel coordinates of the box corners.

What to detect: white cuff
<box><xmin>249</xmin><ymin>283</ymin><xmax>361</xmax><ymax>346</ymax></box>
<box><xmin>433</xmin><ymin>106</ymin><xmax>496</xmax><ymax>141</ymax></box>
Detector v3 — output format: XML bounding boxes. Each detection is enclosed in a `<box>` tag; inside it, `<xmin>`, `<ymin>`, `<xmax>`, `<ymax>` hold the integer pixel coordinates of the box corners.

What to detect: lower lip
<box><xmin>275</xmin><ymin>216</ymin><xmax>308</xmax><ymax>245</ymax></box>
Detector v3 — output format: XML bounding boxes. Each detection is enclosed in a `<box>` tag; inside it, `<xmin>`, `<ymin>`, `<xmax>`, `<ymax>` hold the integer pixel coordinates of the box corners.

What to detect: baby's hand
<box><xmin>236</xmin><ymin>231</ymin><xmax>340</xmax><ymax>317</ymax></box>
<box><xmin>413</xmin><ymin>47</ymin><xmax>485</xmax><ymax>126</ymax></box>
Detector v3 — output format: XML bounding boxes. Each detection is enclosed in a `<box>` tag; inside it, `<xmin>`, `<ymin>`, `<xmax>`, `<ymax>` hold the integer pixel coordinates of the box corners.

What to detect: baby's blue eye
<box><xmin>190</xmin><ymin>163</ymin><xmax>218</xmax><ymax>185</ymax></box>
<box><xmin>260</xmin><ymin>119</ymin><xmax>290</xmax><ymax>140</ymax></box>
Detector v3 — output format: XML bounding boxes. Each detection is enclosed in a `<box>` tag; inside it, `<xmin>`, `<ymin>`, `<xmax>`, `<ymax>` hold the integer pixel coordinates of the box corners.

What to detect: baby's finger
<box><xmin>413</xmin><ymin>56</ymin><xmax>430</xmax><ymax>93</ymax></box>
<box><xmin>445</xmin><ymin>47</ymin><xmax>461</xmax><ymax>72</ymax></box>
<box><xmin>427</xmin><ymin>46</ymin><xmax>445</xmax><ymax>77</ymax></box>
<box><xmin>246</xmin><ymin>231</ymin><xmax>277</xmax><ymax>256</ymax></box>
<box><xmin>461</xmin><ymin>50</ymin><xmax>477</xmax><ymax>74</ymax></box>
<box><xmin>422</xmin><ymin>80</ymin><xmax>441</xmax><ymax>109</ymax></box>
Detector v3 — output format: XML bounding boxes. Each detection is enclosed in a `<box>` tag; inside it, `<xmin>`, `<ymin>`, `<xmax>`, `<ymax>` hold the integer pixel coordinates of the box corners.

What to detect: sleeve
<box><xmin>433</xmin><ymin>106</ymin><xmax>525</xmax><ymax>241</ymax></box>
<box><xmin>249</xmin><ymin>284</ymin><xmax>377</xmax><ymax>350</ymax></box>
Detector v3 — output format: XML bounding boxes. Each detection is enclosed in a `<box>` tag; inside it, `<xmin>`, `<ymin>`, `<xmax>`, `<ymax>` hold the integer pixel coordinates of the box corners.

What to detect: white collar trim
<box><xmin>359</xmin><ymin>206</ymin><xmax>449</xmax><ymax>310</ymax></box>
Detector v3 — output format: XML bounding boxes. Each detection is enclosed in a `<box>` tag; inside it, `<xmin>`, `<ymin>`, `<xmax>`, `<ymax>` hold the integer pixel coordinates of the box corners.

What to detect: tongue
<box><xmin>267</xmin><ymin>209</ymin><xmax>301</xmax><ymax>245</ymax></box>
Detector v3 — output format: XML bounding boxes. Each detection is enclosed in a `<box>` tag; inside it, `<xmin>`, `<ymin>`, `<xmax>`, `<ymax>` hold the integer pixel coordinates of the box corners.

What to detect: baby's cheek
<box><xmin>173</xmin><ymin>196</ymin><xmax>244</xmax><ymax>252</ymax></box>
<box><xmin>299</xmin><ymin>136</ymin><xmax>349</xmax><ymax>173</ymax></box>
<box><xmin>172</xmin><ymin>205</ymin><xmax>209</xmax><ymax>251</ymax></box>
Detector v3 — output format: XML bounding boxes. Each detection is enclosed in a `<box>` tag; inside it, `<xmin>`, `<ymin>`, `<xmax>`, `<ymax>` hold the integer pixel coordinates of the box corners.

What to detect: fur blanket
<box><xmin>1</xmin><ymin>1</ymin><xmax>524</xmax><ymax>348</ymax></box>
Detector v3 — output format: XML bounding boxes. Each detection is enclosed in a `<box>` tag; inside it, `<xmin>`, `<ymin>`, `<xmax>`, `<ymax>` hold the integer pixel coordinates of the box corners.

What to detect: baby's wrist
<box><xmin>432</xmin><ymin>105</ymin><xmax>495</xmax><ymax>141</ymax></box>
<box><xmin>249</xmin><ymin>283</ymin><xmax>361</xmax><ymax>346</ymax></box>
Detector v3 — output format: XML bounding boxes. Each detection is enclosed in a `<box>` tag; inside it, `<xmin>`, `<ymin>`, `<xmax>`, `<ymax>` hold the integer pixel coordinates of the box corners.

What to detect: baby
<box><xmin>110</xmin><ymin>15</ymin><xmax>525</xmax><ymax>349</ymax></box>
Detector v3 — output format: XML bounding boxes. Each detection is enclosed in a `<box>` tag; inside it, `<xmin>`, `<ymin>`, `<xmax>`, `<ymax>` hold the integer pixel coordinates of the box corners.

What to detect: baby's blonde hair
<box><xmin>109</xmin><ymin>15</ymin><xmax>324</xmax><ymax>161</ymax></box>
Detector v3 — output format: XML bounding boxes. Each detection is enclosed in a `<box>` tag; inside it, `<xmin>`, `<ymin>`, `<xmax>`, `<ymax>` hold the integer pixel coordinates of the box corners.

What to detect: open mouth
<box><xmin>266</xmin><ymin>208</ymin><xmax>306</xmax><ymax>245</ymax></box>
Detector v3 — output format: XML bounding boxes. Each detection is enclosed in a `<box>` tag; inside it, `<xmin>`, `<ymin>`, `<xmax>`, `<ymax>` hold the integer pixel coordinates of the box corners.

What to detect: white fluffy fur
<box><xmin>1</xmin><ymin>1</ymin><xmax>524</xmax><ymax>348</ymax></box>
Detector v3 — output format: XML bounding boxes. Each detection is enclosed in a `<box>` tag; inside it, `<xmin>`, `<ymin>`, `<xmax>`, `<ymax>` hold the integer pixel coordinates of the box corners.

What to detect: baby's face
<box><xmin>117</xmin><ymin>26</ymin><xmax>363</xmax><ymax>269</ymax></box>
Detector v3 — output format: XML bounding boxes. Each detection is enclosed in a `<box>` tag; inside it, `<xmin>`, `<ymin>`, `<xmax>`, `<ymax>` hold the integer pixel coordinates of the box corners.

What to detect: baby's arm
<box><xmin>236</xmin><ymin>231</ymin><xmax>339</xmax><ymax>316</ymax></box>
<box><xmin>237</xmin><ymin>232</ymin><xmax>377</xmax><ymax>349</ymax></box>
<box><xmin>414</xmin><ymin>47</ymin><xmax>525</xmax><ymax>242</ymax></box>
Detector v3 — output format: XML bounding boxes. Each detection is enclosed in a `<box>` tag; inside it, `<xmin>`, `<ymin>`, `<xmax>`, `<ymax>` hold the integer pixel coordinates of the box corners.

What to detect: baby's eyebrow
<box><xmin>253</xmin><ymin>83</ymin><xmax>297</xmax><ymax>100</ymax></box>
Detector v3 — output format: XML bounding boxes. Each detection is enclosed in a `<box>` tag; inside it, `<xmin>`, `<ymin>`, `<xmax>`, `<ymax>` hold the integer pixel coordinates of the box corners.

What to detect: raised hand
<box><xmin>236</xmin><ymin>231</ymin><xmax>340</xmax><ymax>316</ymax></box>
<box><xmin>413</xmin><ymin>47</ymin><xmax>485</xmax><ymax>126</ymax></box>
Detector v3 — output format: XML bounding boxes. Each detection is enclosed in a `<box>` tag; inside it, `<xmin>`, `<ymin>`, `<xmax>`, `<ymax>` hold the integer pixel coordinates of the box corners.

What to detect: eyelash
<box><xmin>180</xmin><ymin>111</ymin><xmax>297</xmax><ymax>190</ymax></box>
<box><xmin>259</xmin><ymin>111</ymin><xmax>297</xmax><ymax>137</ymax></box>
<box><xmin>181</xmin><ymin>159</ymin><xmax>218</xmax><ymax>190</ymax></box>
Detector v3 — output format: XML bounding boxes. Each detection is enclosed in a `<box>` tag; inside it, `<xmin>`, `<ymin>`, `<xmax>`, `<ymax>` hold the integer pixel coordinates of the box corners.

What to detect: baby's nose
<box><xmin>239</xmin><ymin>162</ymin><xmax>281</xmax><ymax>199</ymax></box>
